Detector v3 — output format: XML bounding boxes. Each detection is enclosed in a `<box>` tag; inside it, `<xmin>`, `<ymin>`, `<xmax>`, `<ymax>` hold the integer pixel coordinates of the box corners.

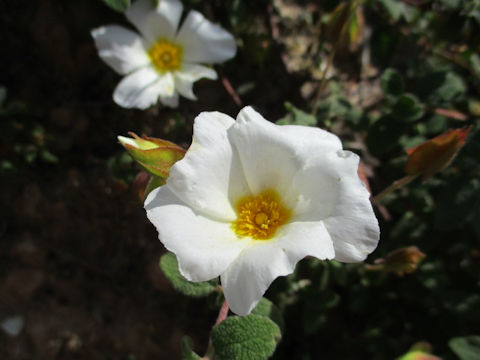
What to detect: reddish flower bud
<box><xmin>405</xmin><ymin>126</ymin><xmax>472</xmax><ymax>181</ymax></box>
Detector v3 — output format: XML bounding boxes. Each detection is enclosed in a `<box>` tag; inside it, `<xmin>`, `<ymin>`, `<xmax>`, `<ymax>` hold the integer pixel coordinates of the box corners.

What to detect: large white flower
<box><xmin>91</xmin><ymin>0</ymin><xmax>236</xmax><ymax>109</ymax></box>
<box><xmin>145</xmin><ymin>106</ymin><xmax>380</xmax><ymax>315</ymax></box>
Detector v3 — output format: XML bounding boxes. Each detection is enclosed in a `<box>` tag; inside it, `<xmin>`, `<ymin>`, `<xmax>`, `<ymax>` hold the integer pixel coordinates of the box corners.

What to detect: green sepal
<box><xmin>102</xmin><ymin>0</ymin><xmax>130</xmax><ymax>12</ymax></box>
<box><xmin>211</xmin><ymin>314</ymin><xmax>281</xmax><ymax>360</ymax></box>
<box><xmin>144</xmin><ymin>176</ymin><xmax>166</xmax><ymax>200</ymax></box>
<box><xmin>181</xmin><ymin>336</ymin><xmax>201</xmax><ymax>360</ymax></box>
<box><xmin>159</xmin><ymin>252</ymin><xmax>218</xmax><ymax>298</ymax></box>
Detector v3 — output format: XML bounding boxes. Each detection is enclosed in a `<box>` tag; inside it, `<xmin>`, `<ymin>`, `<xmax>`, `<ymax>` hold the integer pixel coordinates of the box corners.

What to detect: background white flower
<box><xmin>91</xmin><ymin>0</ymin><xmax>236</xmax><ymax>109</ymax></box>
<box><xmin>145</xmin><ymin>106</ymin><xmax>380</xmax><ymax>315</ymax></box>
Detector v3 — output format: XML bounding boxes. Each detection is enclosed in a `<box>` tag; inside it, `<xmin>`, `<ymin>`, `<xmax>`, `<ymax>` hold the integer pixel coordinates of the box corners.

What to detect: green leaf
<box><xmin>102</xmin><ymin>0</ymin><xmax>130</xmax><ymax>12</ymax></box>
<box><xmin>302</xmin><ymin>289</ymin><xmax>340</xmax><ymax>334</ymax></box>
<box><xmin>381</xmin><ymin>68</ymin><xmax>404</xmax><ymax>96</ymax></box>
<box><xmin>366</xmin><ymin>115</ymin><xmax>406</xmax><ymax>155</ymax></box>
<box><xmin>378</xmin><ymin>0</ymin><xmax>416</xmax><ymax>22</ymax></box>
<box><xmin>251</xmin><ymin>298</ymin><xmax>285</xmax><ymax>333</ymax></box>
<box><xmin>159</xmin><ymin>252</ymin><xmax>218</xmax><ymax>297</ymax></box>
<box><xmin>211</xmin><ymin>314</ymin><xmax>281</xmax><ymax>360</ymax></box>
<box><xmin>277</xmin><ymin>102</ymin><xmax>316</xmax><ymax>126</ymax></box>
<box><xmin>449</xmin><ymin>336</ymin><xmax>480</xmax><ymax>360</ymax></box>
<box><xmin>417</xmin><ymin>71</ymin><xmax>466</xmax><ymax>105</ymax></box>
<box><xmin>434</xmin><ymin>178</ymin><xmax>480</xmax><ymax>231</ymax></box>
<box><xmin>392</xmin><ymin>94</ymin><xmax>425</xmax><ymax>121</ymax></box>
<box><xmin>181</xmin><ymin>336</ymin><xmax>201</xmax><ymax>360</ymax></box>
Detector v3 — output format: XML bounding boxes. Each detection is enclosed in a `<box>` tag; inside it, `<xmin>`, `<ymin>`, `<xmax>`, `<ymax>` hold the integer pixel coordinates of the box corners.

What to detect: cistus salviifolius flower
<box><xmin>91</xmin><ymin>0</ymin><xmax>236</xmax><ymax>109</ymax></box>
<box><xmin>145</xmin><ymin>106</ymin><xmax>380</xmax><ymax>315</ymax></box>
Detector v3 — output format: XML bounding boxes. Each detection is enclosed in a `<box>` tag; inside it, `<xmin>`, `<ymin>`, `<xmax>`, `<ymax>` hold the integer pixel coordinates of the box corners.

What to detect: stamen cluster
<box><xmin>232</xmin><ymin>190</ymin><xmax>291</xmax><ymax>240</ymax></box>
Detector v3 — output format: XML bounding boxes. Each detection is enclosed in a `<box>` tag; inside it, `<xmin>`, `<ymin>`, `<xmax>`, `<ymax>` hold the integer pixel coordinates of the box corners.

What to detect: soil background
<box><xmin>0</xmin><ymin>0</ymin><xmax>300</xmax><ymax>358</ymax></box>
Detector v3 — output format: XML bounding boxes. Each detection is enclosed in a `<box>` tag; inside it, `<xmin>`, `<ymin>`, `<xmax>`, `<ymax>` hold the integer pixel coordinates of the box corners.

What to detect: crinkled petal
<box><xmin>126</xmin><ymin>0</ymin><xmax>183</xmax><ymax>44</ymax></box>
<box><xmin>280</xmin><ymin>124</ymin><xmax>342</xmax><ymax>154</ymax></box>
<box><xmin>291</xmin><ymin>150</ymin><xmax>379</xmax><ymax>262</ymax></box>
<box><xmin>175</xmin><ymin>10</ymin><xmax>236</xmax><ymax>63</ymax></box>
<box><xmin>167</xmin><ymin>111</ymin><xmax>250</xmax><ymax>221</ymax></box>
<box><xmin>91</xmin><ymin>25</ymin><xmax>150</xmax><ymax>75</ymax></box>
<box><xmin>113</xmin><ymin>66</ymin><xmax>165</xmax><ymax>109</ymax></box>
<box><xmin>230</xmin><ymin>106</ymin><xmax>344</xmax><ymax>200</ymax></box>
<box><xmin>227</xmin><ymin>107</ymin><xmax>297</xmax><ymax>195</ymax></box>
<box><xmin>222</xmin><ymin>222</ymin><xmax>334</xmax><ymax>315</ymax></box>
<box><xmin>174</xmin><ymin>64</ymin><xmax>218</xmax><ymax>100</ymax></box>
<box><xmin>145</xmin><ymin>186</ymin><xmax>246</xmax><ymax>281</ymax></box>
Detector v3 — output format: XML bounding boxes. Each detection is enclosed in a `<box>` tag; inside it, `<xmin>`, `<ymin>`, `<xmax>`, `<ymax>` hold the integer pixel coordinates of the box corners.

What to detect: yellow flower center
<box><xmin>232</xmin><ymin>190</ymin><xmax>292</xmax><ymax>240</ymax></box>
<box><xmin>148</xmin><ymin>38</ymin><xmax>183</xmax><ymax>73</ymax></box>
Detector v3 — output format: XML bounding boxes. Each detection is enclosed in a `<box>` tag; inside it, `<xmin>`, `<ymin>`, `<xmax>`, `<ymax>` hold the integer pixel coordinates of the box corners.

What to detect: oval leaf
<box><xmin>211</xmin><ymin>315</ymin><xmax>281</xmax><ymax>360</ymax></box>
<box><xmin>102</xmin><ymin>0</ymin><xmax>130</xmax><ymax>12</ymax></box>
<box><xmin>251</xmin><ymin>298</ymin><xmax>285</xmax><ymax>333</ymax></box>
<box><xmin>159</xmin><ymin>252</ymin><xmax>218</xmax><ymax>298</ymax></box>
<box><xmin>181</xmin><ymin>336</ymin><xmax>201</xmax><ymax>360</ymax></box>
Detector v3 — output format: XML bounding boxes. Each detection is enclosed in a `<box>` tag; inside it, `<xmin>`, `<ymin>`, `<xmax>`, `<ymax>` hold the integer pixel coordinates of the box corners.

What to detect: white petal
<box><xmin>113</xmin><ymin>66</ymin><xmax>162</xmax><ymax>109</ymax></box>
<box><xmin>175</xmin><ymin>10</ymin><xmax>236</xmax><ymax>63</ymax></box>
<box><xmin>291</xmin><ymin>150</ymin><xmax>379</xmax><ymax>262</ymax></box>
<box><xmin>280</xmin><ymin>124</ymin><xmax>342</xmax><ymax>154</ymax></box>
<box><xmin>174</xmin><ymin>64</ymin><xmax>218</xmax><ymax>100</ymax></box>
<box><xmin>229</xmin><ymin>106</ymin><xmax>304</xmax><ymax>195</ymax></box>
<box><xmin>126</xmin><ymin>0</ymin><xmax>183</xmax><ymax>44</ymax></box>
<box><xmin>222</xmin><ymin>222</ymin><xmax>334</xmax><ymax>315</ymax></box>
<box><xmin>159</xmin><ymin>92</ymin><xmax>179</xmax><ymax>108</ymax></box>
<box><xmin>145</xmin><ymin>186</ymin><xmax>246</xmax><ymax>281</ymax></box>
<box><xmin>230</xmin><ymin>106</ymin><xmax>344</xmax><ymax>199</ymax></box>
<box><xmin>91</xmin><ymin>26</ymin><xmax>150</xmax><ymax>75</ymax></box>
<box><xmin>167</xmin><ymin>111</ymin><xmax>250</xmax><ymax>220</ymax></box>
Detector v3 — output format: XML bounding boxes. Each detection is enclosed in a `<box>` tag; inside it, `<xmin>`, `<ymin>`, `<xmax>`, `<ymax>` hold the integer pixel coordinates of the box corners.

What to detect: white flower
<box><xmin>145</xmin><ymin>106</ymin><xmax>380</xmax><ymax>315</ymax></box>
<box><xmin>91</xmin><ymin>0</ymin><xmax>236</xmax><ymax>109</ymax></box>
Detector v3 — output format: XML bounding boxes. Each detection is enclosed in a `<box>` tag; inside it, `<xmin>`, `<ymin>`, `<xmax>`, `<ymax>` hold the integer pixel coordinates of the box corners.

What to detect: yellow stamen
<box><xmin>232</xmin><ymin>190</ymin><xmax>292</xmax><ymax>240</ymax></box>
<box><xmin>148</xmin><ymin>38</ymin><xmax>183</xmax><ymax>73</ymax></box>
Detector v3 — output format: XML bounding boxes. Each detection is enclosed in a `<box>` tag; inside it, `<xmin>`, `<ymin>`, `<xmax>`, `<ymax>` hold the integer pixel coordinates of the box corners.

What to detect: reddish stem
<box><xmin>221</xmin><ymin>76</ymin><xmax>242</xmax><ymax>107</ymax></box>
<box><xmin>215</xmin><ymin>300</ymin><xmax>229</xmax><ymax>325</ymax></box>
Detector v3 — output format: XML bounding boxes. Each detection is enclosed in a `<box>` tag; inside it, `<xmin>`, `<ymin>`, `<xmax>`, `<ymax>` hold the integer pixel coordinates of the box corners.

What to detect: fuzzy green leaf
<box><xmin>381</xmin><ymin>68</ymin><xmax>404</xmax><ymax>96</ymax></box>
<box><xmin>449</xmin><ymin>336</ymin><xmax>480</xmax><ymax>360</ymax></box>
<box><xmin>181</xmin><ymin>336</ymin><xmax>201</xmax><ymax>360</ymax></box>
<box><xmin>392</xmin><ymin>94</ymin><xmax>425</xmax><ymax>121</ymax></box>
<box><xmin>251</xmin><ymin>298</ymin><xmax>285</xmax><ymax>333</ymax></box>
<box><xmin>277</xmin><ymin>102</ymin><xmax>316</xmax><ymax>126</ymax></box>
<box><xmin>159</xmin><ymin>252</ymin><xmax>218</xmax><ymax>297</ymax></box>
<box><xmin>211</xmin><ymin>314</ymin><xmax>281</xmax><ymax>360</ymax></box>
<box><xmin>102</xmin><ymin>0</ymin><xmax>130</xmax><ymax>12</ymax></box>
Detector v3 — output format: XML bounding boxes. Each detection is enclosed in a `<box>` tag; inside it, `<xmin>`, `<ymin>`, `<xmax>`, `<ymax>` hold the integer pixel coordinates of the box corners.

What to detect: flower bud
<box><xmin>374</xmin><ymin>246</ymin><xmax>426</xmax><ymax>276</ymax></box>
<box><xmin>397</xmin><ymin>342</ymin><xmax>441</xmax><ymax>360</ymax></box>
<box><xmin>118</xmin><ymin>132</ymin><xmax>186</xmax><ymax>179</ymax></box>
<box><xmin>405</xmin><ymin>126</ymin><xmax>472</xmax><ymax>181</ymax></box>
